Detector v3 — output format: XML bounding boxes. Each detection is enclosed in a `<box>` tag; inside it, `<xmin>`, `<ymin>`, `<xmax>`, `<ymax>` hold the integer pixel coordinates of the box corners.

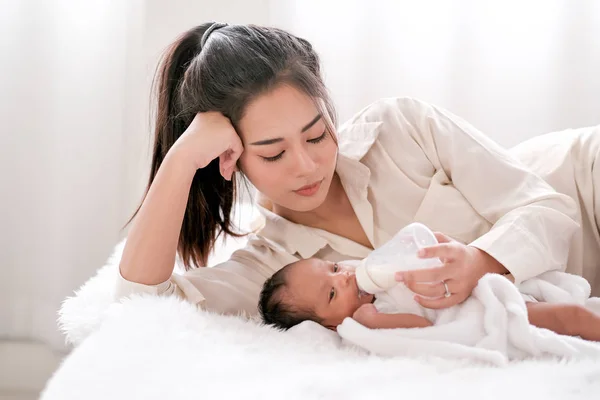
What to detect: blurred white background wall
<box><xmin>0</xmin><ymin>0</ymin><xmax>599</xmax><ymax>397</ymax></box>
<box><xmin>270</xmin><ymin>0</ymin><xmax>600</xmax><ymax>147</ymax></box>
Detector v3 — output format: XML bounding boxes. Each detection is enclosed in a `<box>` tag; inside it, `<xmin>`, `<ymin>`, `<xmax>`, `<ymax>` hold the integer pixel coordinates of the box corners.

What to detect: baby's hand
<box><xmin>352</xmin><ymin>303</ymin><xmax>378</xmax><ymax>325</ymax></box>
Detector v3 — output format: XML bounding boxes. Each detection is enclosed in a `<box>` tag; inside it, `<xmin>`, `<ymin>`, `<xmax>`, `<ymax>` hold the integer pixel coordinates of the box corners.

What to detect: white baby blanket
<box><xmin>338</xmin><ymin>272</ymin><xmax>600</xmax><ymax>365</ymax></box>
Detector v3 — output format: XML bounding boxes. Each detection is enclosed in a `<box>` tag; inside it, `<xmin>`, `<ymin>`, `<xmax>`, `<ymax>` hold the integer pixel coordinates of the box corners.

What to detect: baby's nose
<box><xmin>342</xmin><ymin>271</ymin><xmax>352</xmax><ymax>284</ymax></box>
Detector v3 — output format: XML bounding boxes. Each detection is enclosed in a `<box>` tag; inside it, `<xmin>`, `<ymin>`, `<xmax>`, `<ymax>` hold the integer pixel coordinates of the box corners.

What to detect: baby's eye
<box><xmin>333</xmin><ymin>264</ymin><xmax>339</xmax><ymax>272</ymax></box>
<box><xmin>329</xmin><ymin>287</ymin><xmax>335</xmax><ymax>301</ymax></box>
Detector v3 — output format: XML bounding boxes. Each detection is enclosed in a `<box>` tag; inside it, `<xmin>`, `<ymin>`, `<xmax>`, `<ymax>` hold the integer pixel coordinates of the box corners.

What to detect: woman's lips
<box><xmin>294</xmin><ymin>180</ymin><xmax>322</xmax><ymax>196</ymax></box>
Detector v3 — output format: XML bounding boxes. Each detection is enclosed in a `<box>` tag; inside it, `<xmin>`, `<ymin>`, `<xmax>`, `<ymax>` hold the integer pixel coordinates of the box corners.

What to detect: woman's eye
<box><xmin>307</xmin><ymin>131</ymin><xmax>327</xmax><ymax>144</ymax></box>
<box><xmin>329</xmin><ymin>287</ymin><xmax>335</xmax><ymax>301</ymax></box>
<box><xmin>261</xmin><ymin>151</ymin><xmax>284</xmax><ymax>162</ymax></box>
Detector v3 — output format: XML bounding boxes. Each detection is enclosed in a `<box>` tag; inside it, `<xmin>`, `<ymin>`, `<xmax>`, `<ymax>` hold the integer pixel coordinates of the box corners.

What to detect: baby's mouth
<box><xmin>357</xmin><ymin>286</ymin><xmax>369</xmax><ymax>299</ymax></box>
<box><xmin>352</xmin><ymin>274</ymin><xmax>369</xmax><ymax>299</ymax></box>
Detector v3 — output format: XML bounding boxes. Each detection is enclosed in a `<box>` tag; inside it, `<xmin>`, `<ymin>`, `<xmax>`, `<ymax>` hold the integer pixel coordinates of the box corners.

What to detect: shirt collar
<box><xmin>253</xmin><ymin>121</ymin><xmax>383</xmax><ymax>258</ymax></box>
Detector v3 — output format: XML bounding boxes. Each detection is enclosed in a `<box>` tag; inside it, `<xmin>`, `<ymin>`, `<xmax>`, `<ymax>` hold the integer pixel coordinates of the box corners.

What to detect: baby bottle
<box><xmin>355</xmin><ymin>223</ymin><xmax>442</xmax><ymax>294</ymax></box>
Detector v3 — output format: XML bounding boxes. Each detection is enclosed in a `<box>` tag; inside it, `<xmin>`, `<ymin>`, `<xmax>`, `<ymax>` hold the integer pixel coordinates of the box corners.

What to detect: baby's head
<box><xmin>258</xmin><ymin>258</ymin><xmax>374</xmax><ymax>330</ymax></box>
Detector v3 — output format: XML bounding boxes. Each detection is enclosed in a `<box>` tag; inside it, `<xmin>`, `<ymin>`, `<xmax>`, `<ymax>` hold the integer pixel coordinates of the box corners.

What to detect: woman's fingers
<box><xmin>219</xmin><ymin>144</ymin><xmax>243</xmax><ymax>181</ymax></box>
<box><xmin>393</xmin><ymin>233</ymin><xmax>483</xmax><ymax>310</ymax></box>
<box><xmin>417</xmin><ymin>243</ymin><xmax>458</xmax><ymax>261</ymax></box>
<box><xmin>414</xmin><ymin>292</ymin><xmax>466</xmax><ymax>309</ymax></box>
<box><xmin>433</xmin><ymin>232</ymin><xmax>454</xmax><ymax>243</ymax></box>
<box><xmin>219</xmin><ymin>153</ymin><xmax>231</xmax><ymax>180</ymax></box>
<box><xmin>218</xmin><ymin>129</ymin><xmax>244</xmax><ymax>181</ymax></box>
<box><xmin>404</xmin><ymin>278</ymin><xmax>461</xmax><ymax>298</ymax></box>
<box><xmin>403</xmin><ymin>280</ymin><xmax>447</xmax><ymax>298</ymax></box>
<box><xmin>396</xmin><ymin>265</ymin><xmax>452</xmax><ymax>284</ymax></box>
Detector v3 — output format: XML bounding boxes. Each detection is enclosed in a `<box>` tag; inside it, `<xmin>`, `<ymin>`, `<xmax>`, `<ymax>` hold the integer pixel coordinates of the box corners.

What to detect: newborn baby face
<box><xmin>285</xmin><ymin>258</ymin><xmax>375</xmax><ymax>329</ymax></box>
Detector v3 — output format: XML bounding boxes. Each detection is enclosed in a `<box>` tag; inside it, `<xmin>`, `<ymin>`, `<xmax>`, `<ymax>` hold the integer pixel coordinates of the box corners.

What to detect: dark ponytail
<box><xmin>130</xmin><ymin>23</ymin><xmax>337</xmax><ymax>269</ymax></box>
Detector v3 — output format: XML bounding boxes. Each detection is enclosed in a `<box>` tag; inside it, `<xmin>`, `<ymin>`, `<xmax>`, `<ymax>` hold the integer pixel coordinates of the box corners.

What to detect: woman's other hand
<box><xmin>395</xmin><ymin>232</ymin><xmax>507</xmax><ymax>309</ymax></box>
<box><xmin>172</xmin><ymin>111</ymin><xmax>244</xmax><ymax>180</ymax></box>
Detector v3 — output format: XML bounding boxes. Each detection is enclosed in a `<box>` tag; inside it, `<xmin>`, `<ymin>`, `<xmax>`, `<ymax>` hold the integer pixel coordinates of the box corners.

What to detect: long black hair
<box><xmin>129</xmin><ymin>23</ymin><xmax>337</xmax><ymax>269</ymax></box>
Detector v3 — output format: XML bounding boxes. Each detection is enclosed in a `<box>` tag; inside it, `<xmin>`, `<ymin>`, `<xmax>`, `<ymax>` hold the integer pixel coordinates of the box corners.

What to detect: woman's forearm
<box><xmin>119</xmin><ymin>150</ymin><xmax>196</xmax><ymax>285</ymax></box>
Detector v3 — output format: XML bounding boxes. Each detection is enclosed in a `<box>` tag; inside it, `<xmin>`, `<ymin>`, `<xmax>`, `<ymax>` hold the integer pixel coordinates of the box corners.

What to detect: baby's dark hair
<box><xmin>258</xmin><ymin>260</ymin><xmax>322</xmax><ymax>330</ymax></box>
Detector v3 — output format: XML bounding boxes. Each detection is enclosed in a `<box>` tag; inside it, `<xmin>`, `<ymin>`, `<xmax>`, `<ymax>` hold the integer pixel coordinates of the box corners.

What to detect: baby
<box><xmin>258</xmin><ymin>257</ymin><xmax>600</xmax><ymax>341</ymax></box>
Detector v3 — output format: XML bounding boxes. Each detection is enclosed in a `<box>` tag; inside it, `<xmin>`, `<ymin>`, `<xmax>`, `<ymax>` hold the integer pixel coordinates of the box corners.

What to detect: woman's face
<box><xmin>237</xmin><ymin>84</ymin><xmax>338</xmax><ymax>212</ymax></box>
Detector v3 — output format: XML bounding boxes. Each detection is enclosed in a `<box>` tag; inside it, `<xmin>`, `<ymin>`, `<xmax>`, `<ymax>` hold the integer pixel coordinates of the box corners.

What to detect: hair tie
<box><xmin>200</xmin><ymin>22</ymin><xmax>228</xmax><ymax>49</ymax></box>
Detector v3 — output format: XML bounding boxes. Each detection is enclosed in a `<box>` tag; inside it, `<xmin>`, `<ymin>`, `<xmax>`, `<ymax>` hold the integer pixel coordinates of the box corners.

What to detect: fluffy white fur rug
<box><xmin>42</xmin><ymin>241</ymin><xmax>600</xmax><ymax>399</ymax></box>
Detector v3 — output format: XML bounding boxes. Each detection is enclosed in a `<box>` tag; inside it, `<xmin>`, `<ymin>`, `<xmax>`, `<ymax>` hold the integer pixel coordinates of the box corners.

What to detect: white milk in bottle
<box><xmin>355</xmin><ymin>223</ymin><xmax>443</xmax><ymax>294</ymax></box>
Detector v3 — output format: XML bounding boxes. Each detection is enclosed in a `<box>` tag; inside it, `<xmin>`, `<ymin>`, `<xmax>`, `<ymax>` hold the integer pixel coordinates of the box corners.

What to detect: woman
<box><xmin>117</xmin><ymin>22</ymin><xmax>600</xmax><ymax>317</ymax></box>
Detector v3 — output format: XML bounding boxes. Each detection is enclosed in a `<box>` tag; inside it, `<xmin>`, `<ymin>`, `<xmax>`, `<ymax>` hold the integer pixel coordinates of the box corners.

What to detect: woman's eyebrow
<box><xmin>301</xmin><ymin>113</ymin><xmax>322</xmax><ymax>133</ymax></box>
<box><xmin>249</xmin><ymin>113</ymin><xmax>322</xmax><ymax>146</ymax></box>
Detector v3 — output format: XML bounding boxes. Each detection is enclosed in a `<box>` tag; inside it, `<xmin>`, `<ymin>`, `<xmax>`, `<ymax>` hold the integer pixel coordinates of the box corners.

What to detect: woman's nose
<box><xmin>294</xmin><ymin>147</ymin><xmax>317</xmax><ymax>176</ymax></box>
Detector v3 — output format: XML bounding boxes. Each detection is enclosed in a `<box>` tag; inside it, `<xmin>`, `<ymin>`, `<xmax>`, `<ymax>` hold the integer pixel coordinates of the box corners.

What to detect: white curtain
<box><xmin>0</xmin><ymin>0</ymin><xmax>268</xmax><ymax>354</ymax></box>
<box><xmin>0</xmin><ymin>0</ymin><xmax>146</xmax><ymax>351</ymax></box>
<box><xmin>270</xmin><ymin>0</ymin><xmax>600</xmax><ymax>147</ymax></box>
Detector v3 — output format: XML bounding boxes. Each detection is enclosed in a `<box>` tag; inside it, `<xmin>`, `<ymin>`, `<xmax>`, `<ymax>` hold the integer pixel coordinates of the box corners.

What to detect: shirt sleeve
<box><xmin>379</xmin><ymin>97</ymin><xmax>580</xmax><ymax>284</ymax></box>
<box><xmin>115</xmin><ymin>236</ymin><xmax>294</xmax><ymax>317</ymax></box>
